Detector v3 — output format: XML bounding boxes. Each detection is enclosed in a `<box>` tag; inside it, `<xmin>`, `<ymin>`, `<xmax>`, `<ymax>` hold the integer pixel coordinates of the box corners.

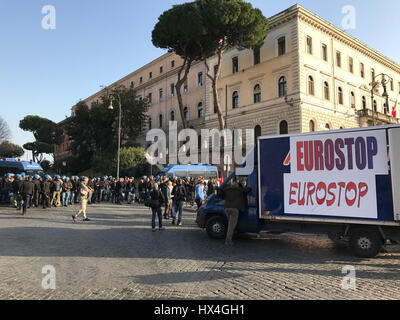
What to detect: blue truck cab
<box><xmin>196</xmin><ymin>126</ymin><xmax>400</xmax><ymax>258</ymax></box>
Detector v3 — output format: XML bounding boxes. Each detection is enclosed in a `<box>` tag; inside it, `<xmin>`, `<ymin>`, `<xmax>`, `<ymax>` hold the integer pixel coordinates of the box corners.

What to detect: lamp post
<box><xmin>370</xmin><ymin>73</ymin><xmax>391</xmax><ymax>126</ymax></box>
<box><xmin>106</xmin><ymin>89</ymin><xmax>122</xmax><ymax>180</ymax></box>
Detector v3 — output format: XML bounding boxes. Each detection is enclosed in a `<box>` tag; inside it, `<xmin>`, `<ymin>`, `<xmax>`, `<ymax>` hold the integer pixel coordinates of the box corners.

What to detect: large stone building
<box><xmin>56</xmin><ymin>4</ymin><xmax>400</xmax><ymax>168</ymax></box>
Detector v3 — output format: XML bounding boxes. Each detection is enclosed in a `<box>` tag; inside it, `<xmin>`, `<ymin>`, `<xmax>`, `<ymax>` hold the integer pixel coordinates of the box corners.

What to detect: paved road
<box><xmin>0</xmin><ymin>203</ymin><xmax>399</xmax><ymax>300</ymax></box>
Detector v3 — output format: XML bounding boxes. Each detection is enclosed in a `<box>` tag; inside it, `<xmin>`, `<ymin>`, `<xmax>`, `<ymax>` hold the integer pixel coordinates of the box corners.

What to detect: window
<box><xmin>279</xmin><ymin>120</ymin><xmax>288</xmax><ymax>135</ymax></box>
<box><xmin>322</xmin><ymin>44</ymin><xmax>328</xmax><ymax>61</ymax></box>
<box><xmin>391</xmin><ymin>79</ymin><xmax>394</xmax><ymax>91</ymax></box>
<box><xmin>149</xmin><ymin>72</ymin><xmax>153</xmax><ymax>79</ymax></box>
<box><xmin>349</xmin><ymin>57</ymin><xmax>353</xmax><ymax>73</ymax></box>
<box><xmin>170</xmin><ymin>83</ymin><xmax>175</xmax><ymax>96</ymax></box>
<box><xmin>130</xmin><ymin>81</ymin><xmax>134</xmax><ymax>88</ymax></box>
<box><xmin>278</xmin><ymin>37</ymin><xmax>286</xmax><ymax>56</ymax></box>
<box><xmin>371</xmin><ymin>68</ymin><xmax>375</xmax><ymax>82</ymax></box>
<box><xmin>308</xmin><ymin>76</ymin><xmax>315</xmax><ymax>96</ymax></box>
<box><xmin>373</xmin><ymin>100</ymin><xmax>377</xmax><ymax>112</ymax></box>
<box><xmin>253</xmin><ymin>46</ymin><xmax>260</xmax><ymax>65</ymax></box>
<box><xmin>336</xmin><ymin>51</ymin><xmax>342</xmax><ymax>68</ymax></box>
<box><xmin>197</xmin><ymin>102</ymin><xmax>204</xmax><ymax>118</ymax></box>
<box><xmin>253</xmin><ymin>84</ymin><xmax>261</xmax><ymax>103</ymax></box>
<box><xmin>159</xmin><ymin>88</ymin><xmax>163</xmax><ymax>101</ymax></box>
<box><xmin>148</xmin><ymin>92</ymin><xmax>152</xmax><ymax>104</ymax></box>
<box><xmin>171</xmin><ymin>60</ymin><xmax>175</xmax><ymax>68</ymax></box>
<box><xmin>306</xmin><ymin>36</ymin><xmax>312</xmax><ymax>54</ymax></box>
<box><xmin>232</xmin><ymin>91</ymin><xmax>239</xmax><ymax>109</ymax></box>
<box><xmin>254</xmin><ymin>125</ymin><xmax>262</xmax><ymax>140</ymax></box>
<box><xmin>214</xmin><ymin>64</ymin><xmax>219</xmax><ymax>76</ymax></box>
<box><xmin>278</xmin><ymin>76</ymin><xmax>287</xmax><ymax>97</ymax></box>
<box><xmin>338</xmin><ymin>87</ymin><xmax>343</xmax><ymax>105</ymax></box>
<box><xmin>325</xmin><ymin>123</ymin><xmax>331</xmax><ymax>130</ymax></box>
<box><xmin>183</xmin><ymin>106</ymin><xmax>189</xmax><ymax>121</ymax></box>
<box><xmin>360</xmin><ymin>63</ymin><xmax>365</xmax><ymax>78</ymax></box>
<box><xmin>158</xmin><ymin>114</ymin><xmax>163</xmax><ymax>128</ymax></box>
<box><xmin>350</xmin><ymin>91</ymin><xmax>355</xmax><ymax>108</ymax></box>
<box><xmin>170</xmin><ymin>110</ymin><xmax>175</xmax><ymax>121</ymax></box>
<box><xmin>309</xmin><ymin>120</ymin><xmax>315</xmax><ymax>132</ymax></box>
<box><xmin>323</xmin><ymin>81</ymin><xmax>330</xmax><ymax>100</ymax></box>
<box><xmin>160</xmin><ymin>66</ymin><xmax>163</xmax><ymax>74</ymax></box>
<box><xmin>148</xmin><ymin>117</ymin><xmax>152</xmax><ymax>130</ymax></box>
<box><xmin>232</xmin><ymin>57</ymin><xmax>239</xmax><ymax>73</ymax></box>
<box><xmin>362</xmin><ymin>96</ymin><xmax>367</xmax><ymax>109</ymax></box>
<box><xmin>198</xmin><ymin>72</ymin><xmax>203</xmax><ymax>86</ymax></box>
<box><xmin>139</xmin><ymin>77</ymin><xmax>143</xmax><ymax>84</ymax></box>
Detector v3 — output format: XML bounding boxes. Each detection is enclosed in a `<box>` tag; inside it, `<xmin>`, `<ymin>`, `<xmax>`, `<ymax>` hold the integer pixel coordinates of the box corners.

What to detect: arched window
<box><xmin>278</xmin><ymin>76</ymin><xmax>287</xmax><ymax>97</ymax></box>
<box><xmin>362</xmin><ymin>96</ymin><xmax>366</xmax><ymax>109</ymax></box>
<box><xmin>279</xmin><ymin>120</ymin><xmax>288</xmax><ymax>135</ymax></box>
<box><xmin>308</xmin><ymin>76</ymin><xmax>315</xmax><ymax>96</ymax></box>
<box><xmin>158</xmin><ymin>114</ymin><xmax>163</xmax><ymax>128</ymax></box>
<box><xmin>325</xmin><ymin>123</ymin><xmax>331</xmax><ymax>130</ymax></box>
<box><xmin>183</xmin><ymin>106</ymin><xmax>189</xmax><ymax>121</ymax></box>
<box><xmin>254</xmin><ymin>84</ymin><xmax>261</xmax><ymax>103</ymax></box>
<box><xmin>232</xmin><ymin>91</ymin><xmax>239</xmax><ymax>109</ymax></box>
<box><xmin>323</xmin><ymin>82</ymin><xmax>330</xmax><ymax>100</ymax></box>
<box><xmin>350</xmin><ymin>91</ymin><xmax>355</xmax><ymax>108</ymax></box>
<box><xmin>170</xmin><ymin>110</ymin><xmax>175</xmax><ymax>121</ymax></box>
<box><xmin>197</xmin><ymin>102</ymin><xmax>204</xmax><ymax>118</ymax></box>
<box><xmin>254</xmin><ymin>125</ymin><xmax>262</xmax><ymax>140</ymax></box>
<box><xmin>338</xmin><ymin>87</ymin><xmax>343</xmax><ymax>105</ymax></box>
<box><xmin>309</xmin><ymin>120</ymin><xmax>315</xmax><ymax>132</ymax></box>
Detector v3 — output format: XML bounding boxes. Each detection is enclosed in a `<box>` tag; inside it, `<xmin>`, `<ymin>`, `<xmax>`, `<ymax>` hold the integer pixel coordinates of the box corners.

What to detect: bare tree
<box><xmin>0</xmin><ymin>117</ymin><xmax>11</xmax><ymax>142</ymax></box>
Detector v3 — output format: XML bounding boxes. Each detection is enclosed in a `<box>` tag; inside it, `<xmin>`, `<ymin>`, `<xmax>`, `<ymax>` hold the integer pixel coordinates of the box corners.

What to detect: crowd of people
<box><xmin>0</xmin><ymin>172</ymin><xmax>249</xmax><ymax>246</ymax></box>
<box><xmin>0</xmin><ymin>172</ymin><xmax>221</xmax><ymax>223</ymax></box>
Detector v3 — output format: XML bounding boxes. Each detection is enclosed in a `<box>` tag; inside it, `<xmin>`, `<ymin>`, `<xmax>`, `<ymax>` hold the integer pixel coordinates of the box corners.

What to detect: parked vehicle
<box><xmin>158</xmin><ymin>164</ymin><xmax>219</xmax><ymax>180</ymax></box>
<box><xmin>0</xmin><ymin>158</ymin><xmax>44</xmax><ymax>176</ymax></box>
<box><xmin>196</xmin><ymin>125</ymin><xmax>400</xmax><ymax>258</ymax></box>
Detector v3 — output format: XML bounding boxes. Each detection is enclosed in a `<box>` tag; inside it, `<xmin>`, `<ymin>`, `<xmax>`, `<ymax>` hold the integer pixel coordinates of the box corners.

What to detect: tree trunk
<box><xmin>205</xmin><ymin>49</ymin><xmax>225</xmax><ymax>131</ymax></box>
<box><xmin>175</xmin><ymin>58</ymin><xmax>192</xmax><ymax>129</ymax></box>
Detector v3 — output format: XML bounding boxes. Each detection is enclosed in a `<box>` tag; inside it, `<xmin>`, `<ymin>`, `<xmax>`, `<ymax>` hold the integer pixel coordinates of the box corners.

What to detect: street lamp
<box><xmin>102</xmin><ymin>85</ymin><xmax>122</xmax><ymax>180</ymax></box>
<box><xmin>370</xmin><ymin>73</ymin><xmax>391</xmax><ymax>126</ymax></box>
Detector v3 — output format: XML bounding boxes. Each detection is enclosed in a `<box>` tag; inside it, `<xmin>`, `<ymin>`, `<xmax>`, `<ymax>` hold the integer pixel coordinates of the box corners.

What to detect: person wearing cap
<box><xmin>32</xmin><ymin>174</ymin><xmax>41</xmax><ymax>208</ymax></box>
<box><xmin>20</xmin><ymin>176</ymin><xmax>34</xmax><ymax>215</ymax></box>
<box><xmin>72</xmin><ymin>176</ymin><xmax>92</xmax><ymax>223</ymax></box>
<box><xmin>41</xmin><ymin>175</ymin><xmax>52</xmax><ymax>209</ymax></box>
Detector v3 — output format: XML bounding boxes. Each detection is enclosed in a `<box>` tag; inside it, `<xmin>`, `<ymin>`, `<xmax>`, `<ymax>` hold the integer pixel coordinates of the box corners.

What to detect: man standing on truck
<box><xmin>221</xmin><ymin>178</ymin><xmax>250</xmax><ymax>246</ymax></box>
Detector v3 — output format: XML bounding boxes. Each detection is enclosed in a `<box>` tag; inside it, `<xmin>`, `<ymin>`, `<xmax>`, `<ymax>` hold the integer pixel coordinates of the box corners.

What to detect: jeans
<box><xmin>172</xmin><ymin>200</ymin><xmax>184</xmax><ymax>222</ymax></box>
<box><xmin>62</xmin><ymin>191</ymin><xmax>71</xmax><ymax>206</ymax></box>
<box><xmin>151</xmin><ymin>207</ymin><xmax>163</xmax><ymax>229</ymax></box>
<box><xmin>22</xmin><ymin>194</ymin><xmax>32</xmax><ymax>214</ymax></box>
<box><xmin>70</xmin><ymin>192</ymin><xmax>75</xmax><ymax>205</ymax></box>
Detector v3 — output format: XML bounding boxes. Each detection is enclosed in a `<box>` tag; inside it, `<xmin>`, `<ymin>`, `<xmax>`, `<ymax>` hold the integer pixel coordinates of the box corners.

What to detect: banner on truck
<box><xmin>283</xmin><ymin>130</ymin><xmax>388</xmax><ymax>219</ymax></box>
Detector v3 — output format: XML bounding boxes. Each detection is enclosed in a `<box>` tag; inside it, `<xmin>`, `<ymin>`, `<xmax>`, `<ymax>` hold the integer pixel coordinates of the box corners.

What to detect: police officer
<box><xmin>20</xmin><ymin>176</ymin><xmax>34</xmax><ymax>215</ymax></box>
<box><xmin>41</xmin><ymin>175</ymin><xmax>52</xmax><ymax>209</ymax></box>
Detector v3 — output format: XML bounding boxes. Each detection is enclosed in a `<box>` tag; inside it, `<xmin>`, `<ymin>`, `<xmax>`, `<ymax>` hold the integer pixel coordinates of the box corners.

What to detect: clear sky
<box><xmin>1</xmin><ymin>0</ymin><xmax>400</xmax><ymax>160</ymax></box>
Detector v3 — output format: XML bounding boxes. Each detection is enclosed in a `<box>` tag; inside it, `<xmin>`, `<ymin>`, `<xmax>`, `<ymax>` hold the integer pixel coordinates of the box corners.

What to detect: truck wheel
<box><xmin>349</xmin><ymin>228</ymin><xmax>383</xmax><ymax>258</ymax></box>
<box><xmin>206</xmin><ymin>216</ymin><xmax>227</xmax><ymax>239</ymax></box>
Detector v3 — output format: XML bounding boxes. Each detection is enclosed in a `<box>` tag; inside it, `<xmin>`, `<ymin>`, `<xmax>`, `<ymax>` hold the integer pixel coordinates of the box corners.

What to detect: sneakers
<box><xmin>152</xmin><ymin>228</ymin><xmax>157</xmax><ymax>232</ymax></box>
<box><xmin>159</xmin><ymin>227</ymin><xmax>165</xmax><ymax>231</ymax></box>
<box><xmin>177</xmin><ymin>221</ymin><xmax>182</xmax><ymax>226</ymax></box>
<box><xmin>83</xmin><ymin>218</ymin><xmax>91</xmax><ymax>222</ymax></box>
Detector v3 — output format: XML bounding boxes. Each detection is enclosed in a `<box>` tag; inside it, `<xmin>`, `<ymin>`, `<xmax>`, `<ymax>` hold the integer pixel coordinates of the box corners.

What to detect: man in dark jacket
<box><xmin>221</xmin><ymin>179</ymin><xmax>251</xmax><ymax>246</ymax></box>
<box><xmin>149</xmin><ymin>183</ymin><xmax>165</xmax><ymax>231</ymax></box>
<box><xmin>41</xmin><ymin>176</ymin><xmax>52</xmax><ymax>209</ymax></box>
<box><xmin>171</xmin><ymin>179</ymin><xmax>187</xmax><ymax>226</ymax></box>
<box><xmin>20</xmin><ymin>176</ymin><xmax>34</xmax><ymax>215</ymax></box>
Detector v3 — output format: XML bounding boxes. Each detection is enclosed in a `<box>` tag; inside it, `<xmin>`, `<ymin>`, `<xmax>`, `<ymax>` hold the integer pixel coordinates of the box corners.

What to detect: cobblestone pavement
<box><xmin>0</xmin><ymin>202</ymin><xmax>399</xmax><ymax>300</ymax></box>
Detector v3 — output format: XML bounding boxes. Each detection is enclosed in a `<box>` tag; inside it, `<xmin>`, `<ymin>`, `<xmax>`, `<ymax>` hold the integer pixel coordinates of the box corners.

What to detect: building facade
<box><xmin>56</xmin><ymin>4</ymin><xmax>400</xmax><ymax>169</ymax></box>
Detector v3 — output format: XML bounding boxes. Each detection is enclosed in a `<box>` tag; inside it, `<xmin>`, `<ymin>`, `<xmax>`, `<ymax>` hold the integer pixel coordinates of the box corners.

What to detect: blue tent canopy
<box><xmin>0</xmin><ymin>159</ymin><xmax>43</xmax><ymax>172</ymax></box>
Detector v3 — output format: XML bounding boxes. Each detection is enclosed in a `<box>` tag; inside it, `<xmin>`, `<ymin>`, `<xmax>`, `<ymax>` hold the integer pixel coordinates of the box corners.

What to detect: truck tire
<box><xmin>349</xmin><ymin>228</ymin><xmax>383</xmax><ymax>258</ymax></box>
<box><xmin>206</xmin><ymin>216</ymin><xmax>227</xmax><ymax>239</ymax></box>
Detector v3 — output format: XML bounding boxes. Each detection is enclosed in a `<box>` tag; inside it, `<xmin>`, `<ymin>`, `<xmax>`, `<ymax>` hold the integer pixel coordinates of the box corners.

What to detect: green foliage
<box><xmin>0</xmin><ymin>141</ymin><xmax>24</xmax><ymax>158</ymax></box>
<box><xmin>111</xmin><ymin>146</ymin><xmax>149</xmax><ymax>177</ymax></box>
<box><xmin>19</xmin><ymin>115</ymin><xmax>62</xmax><ymax>162</ymax></box>
<box><xmin>39</xmin><ymin>160</ymin><xmax>51</xmax><ymax>172</ymax></box>
<box><xmin>64</xmin><ymin>86</ymin><xmax>149</xmax><ymax>174</ymax></box>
